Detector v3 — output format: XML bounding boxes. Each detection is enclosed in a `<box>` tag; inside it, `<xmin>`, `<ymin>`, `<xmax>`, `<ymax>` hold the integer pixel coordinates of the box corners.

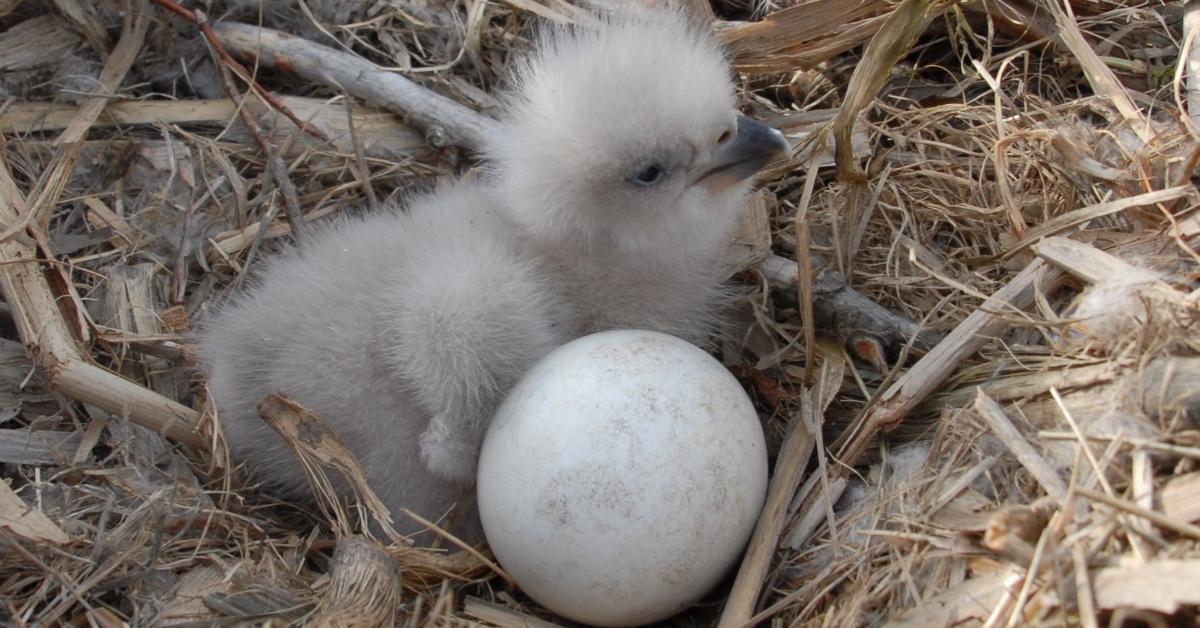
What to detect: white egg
<box><xmin>477</xmin><ymin>329</ymin><xmax>768</xmax><ymax>627</ymax></box>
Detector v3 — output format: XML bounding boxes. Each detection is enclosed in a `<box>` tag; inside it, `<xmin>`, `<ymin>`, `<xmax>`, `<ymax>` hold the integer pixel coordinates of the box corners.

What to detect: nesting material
<box><xmin>1070</xmin><ymin>263</ymin><xmax>1165</xmax><ymax>341</ymax></box>
<box><xmin>0</xmin><ymin>0</ymin><xmax>1198</xmax><ymax>626</ymax></box>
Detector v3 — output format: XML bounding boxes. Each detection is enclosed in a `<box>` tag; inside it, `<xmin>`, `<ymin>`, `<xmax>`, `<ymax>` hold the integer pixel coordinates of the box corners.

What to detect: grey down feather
<box><xmin>198</xmin><ymin>10</ymin><xmax>789</xmax><ymax>544</ymax></box>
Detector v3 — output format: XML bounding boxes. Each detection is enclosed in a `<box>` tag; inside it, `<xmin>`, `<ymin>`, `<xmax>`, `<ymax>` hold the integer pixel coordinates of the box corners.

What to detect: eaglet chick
<box><xmin>199</xmin><ymin>11</ymin><xmax>789</xmax><ymax>543</ymax></box>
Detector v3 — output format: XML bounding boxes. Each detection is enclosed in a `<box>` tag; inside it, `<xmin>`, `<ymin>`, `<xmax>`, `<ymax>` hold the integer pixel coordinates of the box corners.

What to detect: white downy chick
<box><xmin>199</xmin><ymin>11</ymin><xmax>789</xmax><ymax>543</ymax></box>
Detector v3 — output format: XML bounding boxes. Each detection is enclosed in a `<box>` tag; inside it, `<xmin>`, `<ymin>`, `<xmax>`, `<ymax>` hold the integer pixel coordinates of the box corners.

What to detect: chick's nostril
<box><xmin>716</xmin><ymin>129</ymin><xmax>733</xmax><ymax>145</ymax></box>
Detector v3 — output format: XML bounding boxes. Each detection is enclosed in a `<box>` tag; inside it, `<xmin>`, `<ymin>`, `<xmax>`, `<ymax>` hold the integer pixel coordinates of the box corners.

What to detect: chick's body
<box><xmin>203</xmin><ymin>187</ymin><xmax>567</xmax><ymax>539</ymax></box>
<box><xmin>200</xmin><ymin>12</ymin><xmax>788</xmax><ymax>543</ymax></box>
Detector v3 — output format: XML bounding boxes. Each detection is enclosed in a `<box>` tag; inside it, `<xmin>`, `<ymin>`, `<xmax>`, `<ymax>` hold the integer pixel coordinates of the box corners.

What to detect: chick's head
<box><xmin>487</xmin><ymin>12</ymin><xmax>788</xmax><ymax>255</ymax></box>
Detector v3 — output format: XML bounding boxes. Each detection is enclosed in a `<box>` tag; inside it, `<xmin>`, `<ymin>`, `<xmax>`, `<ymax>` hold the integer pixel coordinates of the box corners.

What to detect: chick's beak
<box><xmin>694</xmin><ymin>116</ymin><xmax>790</xmax><ymax>193</ymax></box>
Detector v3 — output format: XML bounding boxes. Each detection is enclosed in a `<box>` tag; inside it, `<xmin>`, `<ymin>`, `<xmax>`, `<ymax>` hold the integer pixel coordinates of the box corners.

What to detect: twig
<box><xmin>235</xmin><ymin>187</ymin><xmax>281</xmax><ymax>290</ymax></box>
<box><xmin>0</xmin><ymin>97</ymin><xmax>427</xmax><ymax>159</ymax></box>
<box><xmin>832</xmin><ymin>258</ymin><xmax>1059</xmax><ymax>469</ymax></box>
<box><xmin>721</xmin><ymin>355</ymin><xmax>845</xmax><ymax>624</ymax></box>
<box><xmin>207</xmin><ymin>203</ymin><xmax>342</xmax><ymax>267</ymax></box>
<box><xmin>795</xmin><ymin>159</ymin><xmax>819</xmax><ymax>383</ymax></box>
<box><xmin>0</xmin><ymin>0</ymin><xmax>152</xmax><ymax>248</ymax></box>
<box><xmin>211</xmin><ymin>22</ymin><xmax>500</xmax><ymax>150</ymax></box>
<box><xmin>782</xmin><ymin>474</ymin><xmax>847</xmax><ymax>550</ymax></box>
<box><xmin>395</xmin><ymin>507</ymin><xmax>514</xmax><ymax>588</ymax></box>
<box><xmin>150</xmin><ymin>0</ymin><xmax>330</xmax><ymax>143</ymax></box>
<box><xmin>13</xmin><ymin>3</ymin><xmax>161</xmax><ymax>346</ymax></box>
<box><xmin>265</xmin><ymin>146</ymin><xmax>307</xmax><ymax>242</ymax></box>
<box><xmin>758</xmin><ymin>254</ymin><xmax>939</xmax><ymax>361</ymax></box>
<box><xmin>463</xmin><ymin>596</ymin><xmax>565</xmax><ymax>628</ymax></box>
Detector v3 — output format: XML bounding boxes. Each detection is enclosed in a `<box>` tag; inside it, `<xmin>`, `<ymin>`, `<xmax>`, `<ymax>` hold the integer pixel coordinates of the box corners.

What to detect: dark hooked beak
<box><xmin>693</xmin><ymin>116</ymin><xmax>790</xmax><ymax>193</ymax></box>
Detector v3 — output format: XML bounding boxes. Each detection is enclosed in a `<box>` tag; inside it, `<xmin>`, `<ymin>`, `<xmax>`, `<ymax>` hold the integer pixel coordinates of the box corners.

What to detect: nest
<box><xmin>1</xmin><ymin>0</ymin><xmax>1198</xmax><ymax>625</ymax></box>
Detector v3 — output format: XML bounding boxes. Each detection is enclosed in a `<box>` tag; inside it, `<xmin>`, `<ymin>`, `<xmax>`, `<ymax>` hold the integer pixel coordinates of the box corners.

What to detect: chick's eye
<box><xmin>630</xmin><ymin>163</ymin><xmax>667</xmax><ymax>187</ymax></box>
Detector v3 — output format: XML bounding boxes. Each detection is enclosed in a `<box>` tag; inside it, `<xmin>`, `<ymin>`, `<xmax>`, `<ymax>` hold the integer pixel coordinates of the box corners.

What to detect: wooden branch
<box><xmin>211</xmin><ymin>22</ymin><xmax>500</xmax><ymax>150</ymax></box>
<box><xmin>759</xmin><ymin>254</ymin><xmax>941</xmax><ymax>360</ymax></box>
<box><xmin>53</xmin><ymin>360</ymin><xmax>202</xmax><ymax>446</ymax></box>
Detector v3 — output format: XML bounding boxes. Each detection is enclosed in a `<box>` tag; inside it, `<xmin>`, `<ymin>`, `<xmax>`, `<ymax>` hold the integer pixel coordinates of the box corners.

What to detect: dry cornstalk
<box><xmin>1005</xmin><ymin>187</ymin><xmax>1196</xmax><ymax>259</ymax></box>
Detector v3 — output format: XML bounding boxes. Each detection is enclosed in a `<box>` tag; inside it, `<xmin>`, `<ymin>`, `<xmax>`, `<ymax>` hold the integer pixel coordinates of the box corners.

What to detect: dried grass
<box><xmin>1</xmin><ymin>0</ymin><xmax>1198</xmax><ymax>625</ymax></box>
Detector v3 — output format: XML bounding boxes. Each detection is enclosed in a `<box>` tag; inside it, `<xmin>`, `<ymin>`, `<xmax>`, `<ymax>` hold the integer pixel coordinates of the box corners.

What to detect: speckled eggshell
<box><xmin>477</xmin><ymin>329</ymin><xmax>768</xmax><ymax>627</ymax></box>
